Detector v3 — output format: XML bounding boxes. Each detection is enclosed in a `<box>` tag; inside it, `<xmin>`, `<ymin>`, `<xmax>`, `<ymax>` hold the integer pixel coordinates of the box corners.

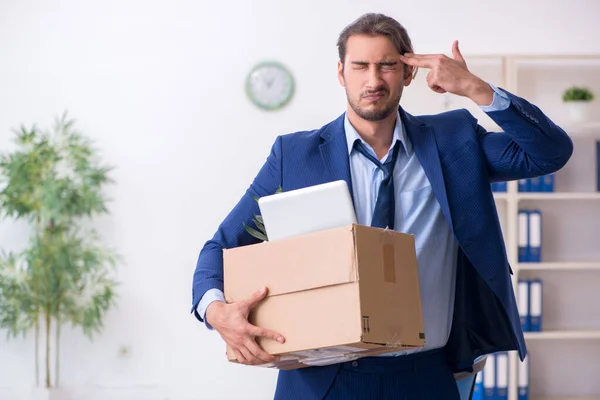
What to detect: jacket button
<box><xmin>352</xmin><ymin>361</ymin><xmax>359</xmax><ymax>367</ymax></box>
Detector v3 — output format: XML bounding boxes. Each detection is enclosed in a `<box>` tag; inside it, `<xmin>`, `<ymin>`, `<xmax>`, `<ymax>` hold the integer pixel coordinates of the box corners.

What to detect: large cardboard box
<box><xmin>223</xmin><ymin>224</ymin><xmax>426</xmax><ymax>369</ymax></box>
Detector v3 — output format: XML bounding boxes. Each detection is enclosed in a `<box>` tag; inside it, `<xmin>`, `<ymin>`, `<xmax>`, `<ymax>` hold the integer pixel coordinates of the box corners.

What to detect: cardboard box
<box><xmin>223</xmin><ymin>224</ymin><xmax>426</xmax><ymax>369</ymax></box>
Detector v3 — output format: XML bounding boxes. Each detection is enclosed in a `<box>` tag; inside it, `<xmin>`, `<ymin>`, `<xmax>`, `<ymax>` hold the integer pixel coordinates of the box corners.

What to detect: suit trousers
<box><xmin>275</xmin><ymin>348</ymin><xmax>461</xmax><ymax>400</ymax></box>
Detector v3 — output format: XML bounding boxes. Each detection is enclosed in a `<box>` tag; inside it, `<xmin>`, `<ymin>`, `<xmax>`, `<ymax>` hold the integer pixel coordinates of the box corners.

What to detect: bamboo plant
<box><xmin>0</xmin><ymin>113</ymin><xmax>119</xmax><ymax>389</ymax></box>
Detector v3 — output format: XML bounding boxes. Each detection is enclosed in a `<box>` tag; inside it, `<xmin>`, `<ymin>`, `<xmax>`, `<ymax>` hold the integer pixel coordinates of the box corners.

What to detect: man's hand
<box><xmin>398</xmin><ymin>40</ymin><xmax>494</xmax><ymax>106</ymax></box>
<box><xmin>206</xmin><ymin>287</ymin><xmax>286</xmax><ymax>365</ymax></box>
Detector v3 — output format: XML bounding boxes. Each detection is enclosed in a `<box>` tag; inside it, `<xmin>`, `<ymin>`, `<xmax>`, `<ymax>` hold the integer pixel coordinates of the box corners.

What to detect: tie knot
<box><xmin>354</xmin><ymin>140</ymin><xmax>401</xmax><ymax>178</ymax></box>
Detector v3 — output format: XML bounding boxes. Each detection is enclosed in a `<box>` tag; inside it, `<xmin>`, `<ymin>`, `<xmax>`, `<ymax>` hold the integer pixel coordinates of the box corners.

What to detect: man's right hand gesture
<box><xmin>205</xmin><ymin>287</ymin><xmax>286</xmax><ymax>365</ymax></box>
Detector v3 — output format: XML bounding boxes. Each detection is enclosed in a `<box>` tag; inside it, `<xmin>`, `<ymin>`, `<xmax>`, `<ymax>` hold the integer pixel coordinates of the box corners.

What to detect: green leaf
<box><xmin>243</xmin><ymin>223</ymin><xmax>268</xmax><ymax>242</ymax></box>
<box><xmin>252</xmin><ymin>217</ymin><xmax>265</xmax><ymax>233</ymax></box>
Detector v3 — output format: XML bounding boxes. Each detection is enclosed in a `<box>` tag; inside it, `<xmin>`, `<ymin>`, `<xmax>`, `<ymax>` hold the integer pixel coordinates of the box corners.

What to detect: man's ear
<box><xmin>404</xmin><ymin>65</ymin><xmax>415</xmax><ymax>87</ymax></box>
<box><xmin>337</xmin><ymin>61</ymin><xmax>345</xmax><ymax>87</ymax></box>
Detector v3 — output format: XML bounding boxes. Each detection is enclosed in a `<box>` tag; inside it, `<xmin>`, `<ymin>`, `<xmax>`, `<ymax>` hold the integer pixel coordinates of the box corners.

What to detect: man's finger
<box><xmin>402</xmin><ymin>53</ymin><xmax>441</xmax><ymax>59</ymax></box>
<box><xmin>241</xmin><ymin>287</ymin><xmax>268</xmax><ymax>311</ymax></box>
<box><xmin>398</xmin><ymin>54</ymin><xmax>435</xmax><ymax>68</ymax></box>
<box><xmin>232</xmin><ymin>348</ymin><xmax>247</xmax><ymax>365</ymax></box>
<box><xmin>245</xmin><ymin>338</ymin><xmax>280</xmax><ymax>364</ymax></box>
<box><xmin>452</xmin><ymin>40</ymin><xmax>466</xmax><ymax>63</ymax></box>
<box><xmin>248</xmin><ymin>324</ymin><xmax>286</xmax><ymax>344</ymax></box>
<box><xmin>239</xmin><ymin>345</ymin><xmax>262</xmax><ymax>365</ymax></box>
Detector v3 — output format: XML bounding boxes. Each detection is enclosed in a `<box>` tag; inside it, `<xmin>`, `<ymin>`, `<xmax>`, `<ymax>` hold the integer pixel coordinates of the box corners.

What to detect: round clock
<box><xmin>245</xmin><ymin>61</ymin><xmax>295</xmax><ymax>111</ymax></box>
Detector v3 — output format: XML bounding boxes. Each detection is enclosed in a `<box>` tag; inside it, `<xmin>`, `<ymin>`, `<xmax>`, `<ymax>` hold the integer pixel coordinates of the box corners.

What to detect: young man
<box><xmin>191</xmin><ymin>13</ymin><xmax>572</xmax><ymax>400</ymax></box>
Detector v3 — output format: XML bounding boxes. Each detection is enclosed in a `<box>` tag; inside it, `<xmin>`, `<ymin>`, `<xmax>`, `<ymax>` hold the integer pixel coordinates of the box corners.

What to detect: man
<box><xmin>191</xmin><ymin>13</ymin><xmax>572</xmax><ymax>400</ymax></box>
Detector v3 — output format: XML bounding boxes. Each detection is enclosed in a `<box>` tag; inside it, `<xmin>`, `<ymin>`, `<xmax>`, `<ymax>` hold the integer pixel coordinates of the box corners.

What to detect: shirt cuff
<box><xmin>479</xmin><ymin>83</ymin><xmax>511</xmax><ymax>112</ymax></box>
<box><xmin>197</xmin><ymin>288</ymin><xmax>226</xmax><ymax>330</ymax></box>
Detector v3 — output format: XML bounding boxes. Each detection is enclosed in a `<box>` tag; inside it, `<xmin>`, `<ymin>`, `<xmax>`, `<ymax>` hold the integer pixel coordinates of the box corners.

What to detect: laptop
<box><xmin>258</xmin><ymin>180</ymin><xmax>357</xmax><ymax>241</ymax></box>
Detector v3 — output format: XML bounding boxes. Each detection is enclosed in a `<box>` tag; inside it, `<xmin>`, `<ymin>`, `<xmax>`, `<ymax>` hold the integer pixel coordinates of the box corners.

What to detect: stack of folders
<box><xmin>518</xmin><ymin>279</ymin><xmax>543</xmax><ymax>332</ymax></box>
<box><xmin>491</xmin><ymin>181</ymin><xmax>508</xmax><ymax>192</ymax></box>
<box><xmin>518</xmin><ymin>210</ymin><xmax>542</xmax><ymax>262</ymax></box>
<box><xmin>518</xmin><ymin>174</ymin><xmax>555</xmax><ymax>192</ymax></box>
<box><xmin>472</xmin><ymin>353</ymin><xmax>530</xmax><ymax>400</ymax></box>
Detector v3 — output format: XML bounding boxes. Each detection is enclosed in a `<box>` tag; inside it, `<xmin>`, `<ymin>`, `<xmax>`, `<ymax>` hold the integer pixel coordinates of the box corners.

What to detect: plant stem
<box><xmin>45</xmin><ymin>309</ymin><xmax>51</xmax><ymax>388</ymax></box>
<box><xmin>34</xmin><ymin>217</ymin><xmax>41</xmax><ymax>387</ymax></box>
<box><xmin>45</xmin><ymin>219</ymin><xmax>54</xmax><ymax>388</ymax></box>
<box><xmin>55</xmin><ymin>315</ymin><xmax>60</xmax><ymax>387</ymax></box>
<box><xmin>35</xmin><ymin>316</ymin><xmax>39</xmax><ymax>387</ymax></box>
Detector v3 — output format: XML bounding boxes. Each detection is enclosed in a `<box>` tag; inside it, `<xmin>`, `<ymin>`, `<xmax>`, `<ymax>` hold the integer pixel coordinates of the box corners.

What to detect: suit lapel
<box><xmin>401</xmin><ymin>107</ymin><xmax>454</xmax><ymax>230</ymax></box>
<box><xmin>318</xmin><ymin>114</ymin><xmax>354</xmax><ymax>202</ymax></box>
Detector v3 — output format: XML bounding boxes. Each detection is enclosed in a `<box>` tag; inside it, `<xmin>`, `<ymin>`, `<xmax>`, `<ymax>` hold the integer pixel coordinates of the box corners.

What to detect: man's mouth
<box><xmin>363</xmin><ymin>92</ymin><xmax>386</xmax><ymax>101</ymax></box>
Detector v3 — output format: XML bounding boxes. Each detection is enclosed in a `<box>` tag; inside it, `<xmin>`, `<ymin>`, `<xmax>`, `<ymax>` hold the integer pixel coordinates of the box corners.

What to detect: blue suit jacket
<box><xmin>192</xmin><ymin>88</ymin><xmax>573</xmax><ymax>399</ymax></box>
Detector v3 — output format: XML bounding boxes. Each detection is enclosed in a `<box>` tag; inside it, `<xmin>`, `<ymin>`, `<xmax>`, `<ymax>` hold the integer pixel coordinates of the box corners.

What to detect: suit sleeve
<box><xmin>190</xmin><ymin>136</ymin><xmax>283</xmax><ymax>322</ymax></box>
<box><xmin>466</xmin><ymin>88</ymin><xmax>574</xmax><ymax>182</ymax></box>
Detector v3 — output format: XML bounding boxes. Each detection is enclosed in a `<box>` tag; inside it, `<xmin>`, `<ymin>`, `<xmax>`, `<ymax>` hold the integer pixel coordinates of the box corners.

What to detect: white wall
<box><xmin>1</xmin><ymin>1</ymin><xmax>600</xmax><ymax>399</ymax></box>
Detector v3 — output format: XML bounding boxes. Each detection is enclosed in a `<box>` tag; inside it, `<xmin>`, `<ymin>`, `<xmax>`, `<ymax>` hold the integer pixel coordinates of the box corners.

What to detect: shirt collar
<box><xmin>343</xmin><ymin>110</ymin><xmax>412</xmax><ymax>158</ymax></box>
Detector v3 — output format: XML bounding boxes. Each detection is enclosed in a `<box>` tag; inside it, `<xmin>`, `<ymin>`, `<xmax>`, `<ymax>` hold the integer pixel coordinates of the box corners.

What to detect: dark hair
<box><xmin>337</xmin><ymin>13</ymin><xmax>415</xmax><ymax>76</ymax></box>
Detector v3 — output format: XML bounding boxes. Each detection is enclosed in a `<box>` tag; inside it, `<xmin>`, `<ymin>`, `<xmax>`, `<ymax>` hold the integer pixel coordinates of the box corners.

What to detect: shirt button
<box><xmin>352</xmin><ymin>361</ymin><xmax>359</xmax><ymax>367</ymax></box>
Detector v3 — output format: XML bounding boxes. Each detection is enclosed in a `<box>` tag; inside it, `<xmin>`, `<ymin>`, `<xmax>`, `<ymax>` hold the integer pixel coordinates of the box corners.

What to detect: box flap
<box><xmin>224</xmin><ymin>225</ymin><xmax>358</xmax><ymax>302</ymax></box>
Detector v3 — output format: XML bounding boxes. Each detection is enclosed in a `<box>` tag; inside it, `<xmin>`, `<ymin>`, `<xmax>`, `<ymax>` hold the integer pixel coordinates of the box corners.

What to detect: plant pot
<box><xmin>30</xmin><ymin>387</ymin><xmax>67</xmax><ymax>400</ymax></box>
<box><xmin>565</xmin><ymin>100</ymin><xmax>591</xmax><ymax>123</ymax></box>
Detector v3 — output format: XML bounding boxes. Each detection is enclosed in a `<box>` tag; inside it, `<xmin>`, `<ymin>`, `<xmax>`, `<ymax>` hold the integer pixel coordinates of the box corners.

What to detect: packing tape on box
<box><xmin>378</xmin><ymin>229</ymin><xmax>397</xmax><ymax>283</ymax></box>
<box><xmin>385</xmin><ymin>325</ymin><xmax>404</xmax><ymax>347</ymax></box>
<box><xmin>377</xmin><ymin>228</ymin><xmax>396</xmax><ymax>244</ymax></box>
<box><xmin>382</xmin><ymin>243</ymin><xmax>396</xmax><ymax>283</ymax></box>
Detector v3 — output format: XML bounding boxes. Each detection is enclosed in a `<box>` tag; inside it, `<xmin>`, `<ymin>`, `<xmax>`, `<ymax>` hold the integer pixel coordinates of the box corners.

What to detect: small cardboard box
<box><xmin>223</xmin><ymin>224</ymin><xmax>426</xmax><ymax>369</ymax></box>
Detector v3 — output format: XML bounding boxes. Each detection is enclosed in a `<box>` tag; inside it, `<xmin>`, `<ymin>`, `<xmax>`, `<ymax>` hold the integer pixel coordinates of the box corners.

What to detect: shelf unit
<box><xmin>502</xmin><ymin>55</ymin><xmax>600</xmax><ymax>400</ymax></box>
<box><xmin>404</xmin><ymin>54</ymin><xmax>600</xmax><ymax>400</ymax></box>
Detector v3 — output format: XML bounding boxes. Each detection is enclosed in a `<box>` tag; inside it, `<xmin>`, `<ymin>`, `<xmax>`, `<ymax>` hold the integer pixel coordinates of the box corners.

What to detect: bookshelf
<box><xmin>502</xmin><ymin>55</ymin><xmax>600</xmax><ymax>400</ymax></box>
<box><xmin>403</xmin><ymin>54</ymin><xmax>600</xmax><ymax>400</ymax></box>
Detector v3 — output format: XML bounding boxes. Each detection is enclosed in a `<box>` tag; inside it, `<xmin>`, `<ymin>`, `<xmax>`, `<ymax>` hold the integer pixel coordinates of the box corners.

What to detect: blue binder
<box><xmin>518</xmin><ymin>211</ymin><xmax>529</xmax><ymax>262</ymax></box>
<box><xmin>529</xmin><ymin>176</ymin><xmax>542</xmax><ymax>192</ymax></box>
<box><xmin>541</xmin><ymin>174</ymin><xmax>555</xmax><ymax>192</ymax></box>
<box><xmin>528</xmin><ymin>210</ymin><xmax>542</xmax><ymax>262</ymax></box>
<box><xmin>518</xmin><ymin>280</ymin><xmax>530</xmax><ymax>332</ymax></box>
<box><xmin>492</xmin><ymin>182</ymin><xmax>507</xmax><ymax>192</ymax></box>
<box><xmin>596</xmin><ymin>140</ymin><xmax>600</xmax><ymax>192</ymax></box>
<box><xmin>518</xmin><ymin>355</ymin><xmax>529</xmax><ymax>400</ymax></box>
<box><xmin>529</xmin><ymin>279</ymin><xmax>543</xmax><ymax>332</ymax></box>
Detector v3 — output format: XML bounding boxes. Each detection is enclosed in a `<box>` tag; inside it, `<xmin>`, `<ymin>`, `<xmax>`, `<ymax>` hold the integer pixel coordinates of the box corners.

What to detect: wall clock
<box><xmin>245</xmin><ymin>61</ymin><xmax>295</xmax><ymax>111</ymax></box>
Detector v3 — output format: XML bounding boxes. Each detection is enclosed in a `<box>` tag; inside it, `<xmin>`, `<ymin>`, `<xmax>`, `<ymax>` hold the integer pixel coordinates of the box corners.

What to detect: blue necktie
<box><xmin>353</xmin><ymin>140</ymin><xmax>401</xmax><ymax>230</ymax></box>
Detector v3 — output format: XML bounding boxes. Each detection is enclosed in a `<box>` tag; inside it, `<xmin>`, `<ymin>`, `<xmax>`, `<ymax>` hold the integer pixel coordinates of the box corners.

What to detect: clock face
<box><xmin>246</xmin><ymin>61</ymin><xmax>294</xmax><ymax>111</ymax></box>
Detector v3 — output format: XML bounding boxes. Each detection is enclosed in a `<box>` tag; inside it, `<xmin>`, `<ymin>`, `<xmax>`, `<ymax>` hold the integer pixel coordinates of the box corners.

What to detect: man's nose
<box><xmin>366</xmin><ymin>66</ymin><xmax>384</xmax><ymax>90</ymax></box>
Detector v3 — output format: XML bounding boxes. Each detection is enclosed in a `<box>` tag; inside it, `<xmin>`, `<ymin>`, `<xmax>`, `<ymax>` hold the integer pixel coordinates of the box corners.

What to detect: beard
<box><xmin>347</xmin><ymin>87</ymin><xmax>401</xmax><ymax>122</ymax></box>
